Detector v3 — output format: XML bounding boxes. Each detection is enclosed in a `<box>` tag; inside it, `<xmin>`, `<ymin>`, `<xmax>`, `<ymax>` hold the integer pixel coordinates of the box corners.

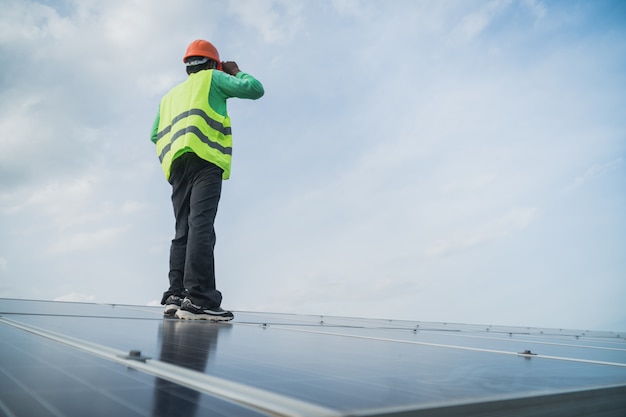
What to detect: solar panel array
<box><xmin>1</xmin><ymin>298</ymin><xmax>625</xmax><ymax>416</ymax></box>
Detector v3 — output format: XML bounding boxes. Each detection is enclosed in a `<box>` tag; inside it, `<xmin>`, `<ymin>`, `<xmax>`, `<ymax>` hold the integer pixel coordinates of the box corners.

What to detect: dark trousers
<box><xmin>161</xmin><ymin>152</ymin><xmax>223</xmax><ymax>309</ymax></box>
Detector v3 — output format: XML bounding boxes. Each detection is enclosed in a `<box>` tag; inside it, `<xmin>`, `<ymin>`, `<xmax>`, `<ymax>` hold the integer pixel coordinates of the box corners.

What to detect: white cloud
<box><xmin>568</xmin><ymin>157</ymin><xmax>623</xmax><ymax>191</ymax></box>
<box><xmin>331</xmin><ymin>0</ymin><xmax>376</xmax><ymax>19</ymax></box>
<box><xmin>449</xmin><ymin>0</ymin><xmax>512</xmax><ymax>43</ymax></box>
<box><xmin>47</xmin><ymin>226</ymin><xmax>128</xmax><ymax>254</ymax></box>
<box><xmin>424</xmin><ymin>207</ymin><xmax>539</xmax><ymax>257</ymax></box>
<box><xmin>227</xmin><ymin>0</ymin><xmax>305</xmax><ymax>44</ymax></box>
<box><xmin>0</xmin><ymin>1</ymin><xmax>57</xmax><ymax>43</ymax></box>
<box><xmin>522</xmin><ymin>0</ymin><xmax>547</xmax><ymax>20</ymax></box>
<box><xmin>0</xmin><ymin>94</ymin><xmax>45</xmax><ymax>158</ymax></box>
<box><xmin>3</xmin><ymin>177</ymin><xmax>92</xmax><ymax>213</ymax></box>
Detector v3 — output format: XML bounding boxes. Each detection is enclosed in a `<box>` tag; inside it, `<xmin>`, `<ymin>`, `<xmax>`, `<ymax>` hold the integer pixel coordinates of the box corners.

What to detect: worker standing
<box><xmin>151</xmin><ymin>39</ymin><xmax>264</xmax><ymax>321</ymax></box>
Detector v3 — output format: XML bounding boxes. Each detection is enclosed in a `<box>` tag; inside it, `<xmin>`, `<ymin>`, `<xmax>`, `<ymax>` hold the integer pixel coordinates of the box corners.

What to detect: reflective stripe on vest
<box><xmin>156</xmin><ymin>70</ymin><xmax>233</xmax><ymax>180</ymax></box>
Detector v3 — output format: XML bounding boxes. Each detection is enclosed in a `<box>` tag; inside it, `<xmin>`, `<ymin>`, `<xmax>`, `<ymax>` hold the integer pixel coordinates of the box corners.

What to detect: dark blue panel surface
<box><xmin>1</xmin><ymin>298</ymin><xmax>625</xmax><ymax>417</ymax></box>
<box><xmin>0</xmin><ymin>321</ymin><xmax>268</xmax><ymax>417</ymax></box>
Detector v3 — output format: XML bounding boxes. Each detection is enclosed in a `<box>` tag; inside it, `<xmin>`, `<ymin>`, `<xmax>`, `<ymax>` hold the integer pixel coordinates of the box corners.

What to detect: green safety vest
<box><xmin>156</xmin><ymin>70</ymin><xmax>232</xmax><ymax>180</ymax></box>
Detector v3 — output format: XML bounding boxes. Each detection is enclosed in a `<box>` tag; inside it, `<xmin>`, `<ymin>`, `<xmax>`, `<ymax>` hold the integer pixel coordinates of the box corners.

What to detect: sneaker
<box><xmin>163</xmin><ymin>295</ymin><xmax>184</xmax><ymax>316</ymax></box>
<box><xmin>175</xmin><ymin>298</ymin><xmax>234</xmax><ymax>322</ymax></box>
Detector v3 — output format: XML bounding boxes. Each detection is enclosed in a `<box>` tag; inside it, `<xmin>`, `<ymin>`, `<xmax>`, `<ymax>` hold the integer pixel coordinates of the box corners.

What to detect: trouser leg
<box><xmin>184</xmin><ymin>159</ymin><xmax>223</xmax><ymax>308</ymax></box>
<box><xmin>161</xmin><ymin>155</ymin><xmax>193</xmax><ymax>304</ymax></box>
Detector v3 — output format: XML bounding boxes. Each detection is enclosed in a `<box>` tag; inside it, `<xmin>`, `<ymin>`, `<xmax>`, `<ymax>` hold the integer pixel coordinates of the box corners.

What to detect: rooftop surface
<box><xmin>1</xmin><ymin>298</ymin><xmax>625</xmax><ymax>416</ymax></box>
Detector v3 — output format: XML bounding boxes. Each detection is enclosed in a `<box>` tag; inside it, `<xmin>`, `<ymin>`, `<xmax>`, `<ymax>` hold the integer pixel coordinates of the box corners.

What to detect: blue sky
<box><xmin>0</xmin><ymin>0</ymin><xmax>624</xmax><ymax>331</ymax></box>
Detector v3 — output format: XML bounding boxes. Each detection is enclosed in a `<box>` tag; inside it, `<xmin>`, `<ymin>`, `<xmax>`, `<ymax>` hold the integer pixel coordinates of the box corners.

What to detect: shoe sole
<box><xmin>163</xmin><ymin>306</ymin><xmax>180</xmax><ymax>316</ymax></box>
<box><xmin>175</xmin><ymin>309</ymin><xmax>234</xmax><ymax>322</ymax></box>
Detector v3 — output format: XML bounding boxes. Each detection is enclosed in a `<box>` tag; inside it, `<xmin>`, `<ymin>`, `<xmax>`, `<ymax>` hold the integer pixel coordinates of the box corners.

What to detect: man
<box><xmin>151</xmin><ymin>39</ymin><xmax>264</xmax><ymax>321</ymax></box>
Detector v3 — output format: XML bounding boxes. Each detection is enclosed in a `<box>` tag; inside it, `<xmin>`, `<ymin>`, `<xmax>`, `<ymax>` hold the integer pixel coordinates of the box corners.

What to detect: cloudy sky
<box><xmin>0</xmin><ymin>0</ymin><xmax>624</xmax><ymax>331</ymax></box>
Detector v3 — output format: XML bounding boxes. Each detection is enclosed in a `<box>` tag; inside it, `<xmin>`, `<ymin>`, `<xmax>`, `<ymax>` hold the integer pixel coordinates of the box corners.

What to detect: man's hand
<box><xmin>221</xmin><ymin>61</ymin><xmax>240</xmax><ymax>76</ymax></box>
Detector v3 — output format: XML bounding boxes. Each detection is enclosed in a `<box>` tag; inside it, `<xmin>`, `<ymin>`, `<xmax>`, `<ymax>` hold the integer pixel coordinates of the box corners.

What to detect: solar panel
<box><xmin>1</xmin><ymin>298</ymin><xmax>625</xmax><ymax>416</ymax></box>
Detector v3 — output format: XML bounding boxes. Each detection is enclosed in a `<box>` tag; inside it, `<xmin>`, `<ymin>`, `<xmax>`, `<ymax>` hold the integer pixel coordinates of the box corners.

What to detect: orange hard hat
<box><xmin>183</xmin><ymin>39</ymin><xmax>222</xmax><ymax>70</ymax></box>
